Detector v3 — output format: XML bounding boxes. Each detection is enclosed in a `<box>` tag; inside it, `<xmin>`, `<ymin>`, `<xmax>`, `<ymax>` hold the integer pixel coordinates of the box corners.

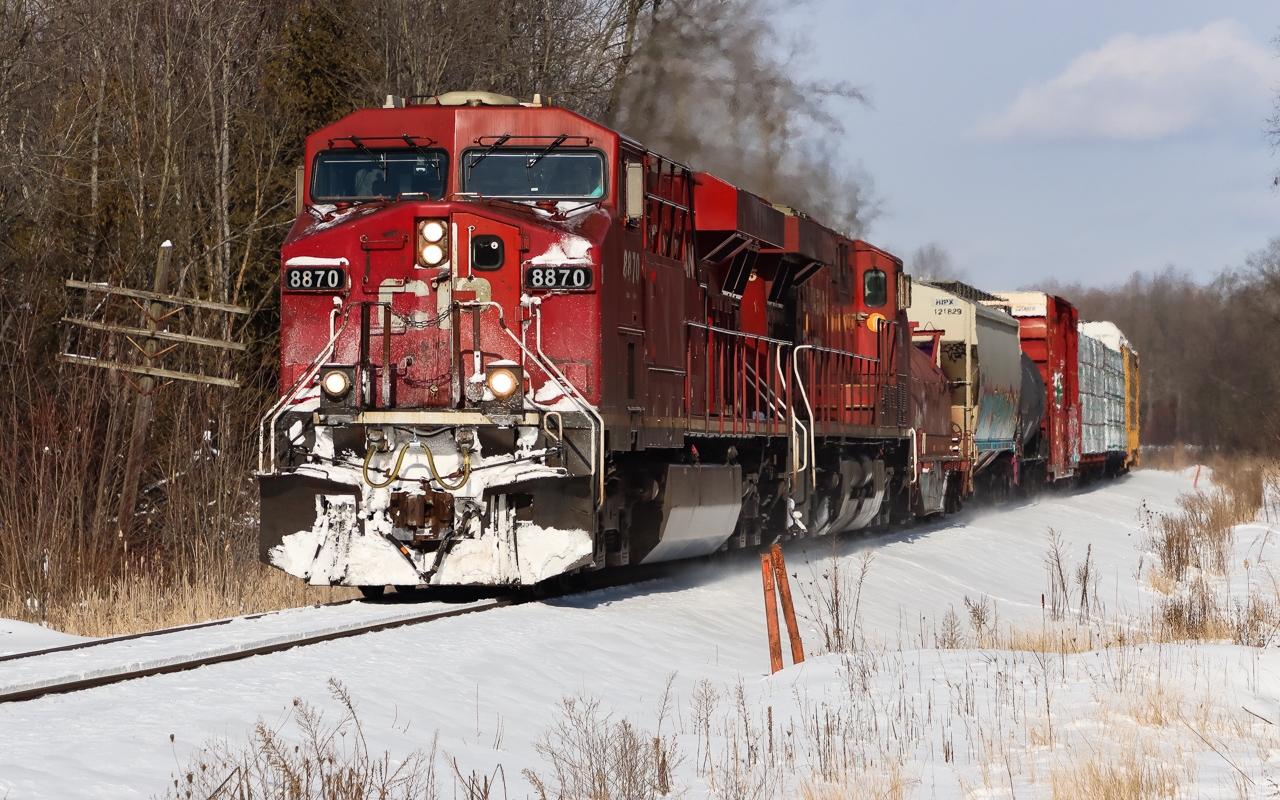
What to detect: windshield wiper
<box><xmin>401</xmin><ymin>134</ymin><xmax>442</xmax><ymax>189</ymax></box>
<box><xmin>348</xmin><ymin>136</ymin><xmax>386</xmax><ymax>178</ymax></box>
<box><xmin>526</xmin><ymin>134</ymin><xmax>568</xmax><ymax>169</ymax></box>
<box><xmin>467</xmin><ymin>134</ymin><xmax>511</xmax><ymax>176</ymax></box>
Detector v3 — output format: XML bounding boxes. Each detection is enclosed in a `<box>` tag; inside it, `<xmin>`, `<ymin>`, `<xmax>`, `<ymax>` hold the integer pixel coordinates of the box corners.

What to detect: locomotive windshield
<box><xmin>462</xmin><ymin>149</ymin><xmax>605</xmax><ymax>199</ymax></box>
<box><xmin>311</xmin><ymin>148</ymin><xmax>448</xmax><ymax>201</ymax></box>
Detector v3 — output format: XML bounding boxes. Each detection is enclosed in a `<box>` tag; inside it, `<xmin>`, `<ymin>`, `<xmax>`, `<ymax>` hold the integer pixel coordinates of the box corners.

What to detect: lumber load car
<box><xmin>255</xmin><ymin>91</ymin><xmax>1141</xmax><ymax>593</ymax></box>
<box><xmin>1079</xmin><ymin>321</ymin><xmax>1140</xmax><ymax>475</ymax></box>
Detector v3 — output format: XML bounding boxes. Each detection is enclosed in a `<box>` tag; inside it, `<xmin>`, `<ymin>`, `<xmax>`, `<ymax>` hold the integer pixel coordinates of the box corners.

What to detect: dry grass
<box><xmin>0</xmin><ymin>359</ymin><xmax>361</xmax><ymax>636</ymax></box>
<box><xmin>1050</xmin><ymin>746</ymin><xmax>1182</xmax><ymax>800</ymax></box>
<box><xmin>1149</xmin><ymin>460</ymin><xmax>1267</xmax><ymax>581</ymax></box>
<box><xmin>523</xmin><ymin>678</ymin><xmax>681</xmax><ymax>800</ymax></box>
<box><xmin>158</xmin><ymin>679</ymin><xmax>439</xmax><ymax>800</ymax></box>
<box><xmin>2</xmin><ymin>567</ymin><xmax>360</xmax><ymax>638</ymax></box>
<box><xmin>797</xmin><ymin>765</ymin><xmax>913</xmax><ymax>800</ymax></box>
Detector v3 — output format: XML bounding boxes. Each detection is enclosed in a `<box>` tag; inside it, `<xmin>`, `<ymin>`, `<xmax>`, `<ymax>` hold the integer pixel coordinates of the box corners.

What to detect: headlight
<box><xmin>421</xmin><ymin>220</ymin><xmax>446</xmax><ymax>243</ymax></box>
<box><xmin>417</xmin><ymin>218</ymin><xmax>449</xmax><ymax>267</ymax></box>
<box><xmin>486</xmin><ymin>368</ymin><xmax>519</xmax><ymax>399</ymax></box>
<box><xmin>421</xmin><ymin>243</ymin><xmax>445</xmax><ymax>265</ymax></box>
<box><xmin>322</xmin><ymin>370</ymin><xmax>350</xmax><ymax>397</ymax></box>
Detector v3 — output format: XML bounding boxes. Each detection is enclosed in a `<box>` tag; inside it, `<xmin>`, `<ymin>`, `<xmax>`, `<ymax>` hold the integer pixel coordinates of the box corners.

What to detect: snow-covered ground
<box><xmin>1</xmin><ymin>468</ymin><xmax>1277</xmax><ymax>797</ymax></box>
<box><xmin>0</xmin><ymin>619</ymin><xmax>88</xmax><ymax>658</ymax></box>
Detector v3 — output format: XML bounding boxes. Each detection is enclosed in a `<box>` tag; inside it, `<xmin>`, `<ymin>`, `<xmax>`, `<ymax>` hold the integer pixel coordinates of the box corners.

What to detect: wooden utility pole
<box><xmin>61</xmin><ymin>239</ymin><xmax>249</xmax><ymax>545</ymax></box>
<box><xmin>116</xmin><ymin>241</ymin><xmax>173</xmax><ymax>542</ymax></box>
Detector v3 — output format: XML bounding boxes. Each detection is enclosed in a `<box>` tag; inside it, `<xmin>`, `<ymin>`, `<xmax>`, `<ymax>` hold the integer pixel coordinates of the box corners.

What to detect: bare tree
<box><xmin>1269</xmin><ymin>30</ymin><xmax>1279</xmax><ymax>187</ymax></box>
<box><xmin>909</xmin><ymin>242</ymin><xmax>966</xmax><ymax>281</ymax></box>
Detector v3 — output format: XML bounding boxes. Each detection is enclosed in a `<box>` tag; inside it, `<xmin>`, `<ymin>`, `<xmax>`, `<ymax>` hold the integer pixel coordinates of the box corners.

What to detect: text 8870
<box><xmin>284</xmin><ymin>267</ymin><xmax>346</xmax><ymax>291</ymax></box>
<box><xmin>524</xmin><ymin>266</ymin><xmax>593</xmax><ymax>291</ymax></box>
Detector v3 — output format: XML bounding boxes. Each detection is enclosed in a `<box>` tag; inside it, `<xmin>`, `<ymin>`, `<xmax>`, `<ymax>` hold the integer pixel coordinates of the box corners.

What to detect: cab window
<box><xmin>462</xmin><ymin>149</ymin><xmax>605</xmax><ymax>199</ymax></box>
<box><xmin>863</xmin><ymin>268</ymin><xmax>887</xmax><ymax>308</ymax></box>
<box><xmin>312</xmin><ymin>148</ymin><xmax>448</xmax><ymax>201</ymax></box>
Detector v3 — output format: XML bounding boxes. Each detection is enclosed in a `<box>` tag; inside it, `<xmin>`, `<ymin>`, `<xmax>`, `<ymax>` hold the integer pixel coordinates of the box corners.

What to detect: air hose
<box><xmin>362</xmin><ymin>441</ymin><xmax>472</xmax><ymax>491</ymax></box>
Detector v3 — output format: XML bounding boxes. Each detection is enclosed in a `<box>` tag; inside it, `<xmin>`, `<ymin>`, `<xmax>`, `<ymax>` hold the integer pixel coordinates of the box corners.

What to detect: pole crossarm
<box><xmin>57</xmin><ymin>353</ymin><xmax>241</xmax><ymax>388</ymax></box>
<box><xmin>65</xmin><ymin>279</ymin><xmax>250</xmax><ymax>315</ymax></box>
<box><xmin>61</xmin><ymin>317</ymin><xmax>248</xmax><ymax>351</ymax></box>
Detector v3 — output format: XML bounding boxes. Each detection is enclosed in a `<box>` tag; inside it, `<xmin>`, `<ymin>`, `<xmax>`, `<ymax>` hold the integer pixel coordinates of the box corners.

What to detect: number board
<box><xmin>524</xmin><ymin>265</ymin><xmax>594</xmax><ymax>291</ymax></box>
<box><xmin>284</xmin><ymin>267</ymin><xmax>347</xmax><ymax>292</ymax></box>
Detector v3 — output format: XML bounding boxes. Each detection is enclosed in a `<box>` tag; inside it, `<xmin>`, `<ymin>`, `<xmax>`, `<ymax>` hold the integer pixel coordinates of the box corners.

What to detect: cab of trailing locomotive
<box><xmin>277</xmin><ymin>94</ymin><xmax>622</xmax><ymax>423</ymax></box>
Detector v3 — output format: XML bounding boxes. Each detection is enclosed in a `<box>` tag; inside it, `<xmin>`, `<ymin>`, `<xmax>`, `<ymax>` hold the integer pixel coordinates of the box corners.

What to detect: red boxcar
<box><xmin>993</xmin><ymin>292</ymin><xmax>1080</xmax><ymax>483</ymax></box>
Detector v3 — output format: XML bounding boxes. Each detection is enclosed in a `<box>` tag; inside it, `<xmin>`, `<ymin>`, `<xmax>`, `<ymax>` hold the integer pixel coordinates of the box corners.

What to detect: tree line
<box><xmin>1045</xmin><ymin>240</ymin><xmax>1280</xmax><ymax>455</ymax></box>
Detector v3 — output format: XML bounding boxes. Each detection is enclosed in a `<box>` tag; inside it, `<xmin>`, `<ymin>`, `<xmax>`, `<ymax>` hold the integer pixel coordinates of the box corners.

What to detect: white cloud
<box><xmin>977</xmin><ymin>20</ymin><xmax>1278</xmax><ymax>141</ymax></box>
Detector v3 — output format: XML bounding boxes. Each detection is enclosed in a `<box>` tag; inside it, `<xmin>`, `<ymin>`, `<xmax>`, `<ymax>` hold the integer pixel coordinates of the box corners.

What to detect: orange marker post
<box><xmin>770</xmin><ymin>544</ymin><xmax>804</xmax><ymax>665</ymax></box>
<box><xmin>760</xmin><ymin>553</ymin><xmax>784</xmax><ymax>674</ymax></box>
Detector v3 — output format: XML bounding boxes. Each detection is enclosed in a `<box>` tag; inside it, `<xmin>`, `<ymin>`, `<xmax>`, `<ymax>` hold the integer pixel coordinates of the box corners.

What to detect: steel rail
<box><xmin>0</xmin><ymin>599</ymin><xmax>364</xmax><ymax>665</ymax></box>
<box><xmin>0</xmin><ymin>598</ymin><xmax>515</xmax><ymax>705</ymax></box>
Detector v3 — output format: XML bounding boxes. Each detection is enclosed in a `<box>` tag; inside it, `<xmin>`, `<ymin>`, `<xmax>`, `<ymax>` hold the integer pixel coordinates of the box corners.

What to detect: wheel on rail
<box><xmin>358</xmin><ymin>585</ymin><xmax>386</xmax><ymax>600</ymax></box>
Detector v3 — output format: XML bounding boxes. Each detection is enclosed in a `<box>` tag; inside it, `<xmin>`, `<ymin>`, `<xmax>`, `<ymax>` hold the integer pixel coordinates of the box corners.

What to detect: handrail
<box><xmin>501</xmin><ymin>302</ymin><xmax>606</xmax><ymax>509</ymax></box>
<box><xmin>258</xmin><ymin>305</ymin><xmax>352</xmax><ymax>473</ymax></box>
<box><xmin>686</xmin><ymin>321</ymin><xmax>794</xmax><ymax>437</ymax></box>
<box><xmin>908</xmin><ymin>427</ymin><xmax>919</xmax><ymax>486</ymax></box>
<box><xmin>686</xmin><ymin>320</ymin><xmax>792</xmax><ymax>347</ymax></box>
<box><xmin>791</xmin><ymin>344</ymin><xmax>818</xmax><ymax>487</ymax></box>
<box><xmin>796</xmin><ymin>341</ymin><xmax>878</xmax><ymax>363</ymax></box>
<box><xmin>778</xmin><ymin>352</ymin><xmax>807</xmax><ymax>485</ymax></box>
<box><xmin>463</xmin><ymin>299</ymin><xmax>603</xmax><ymax>508</ymax></box>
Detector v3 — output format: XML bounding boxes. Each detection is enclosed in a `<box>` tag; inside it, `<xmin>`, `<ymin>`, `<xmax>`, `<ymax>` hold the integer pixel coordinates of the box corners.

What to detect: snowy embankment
<box><xmin>0</xmin><ymin>599</ymin><xmax>492</xmax><ymax>699</ymax></box>
<box><xmin>2</xmin><ymin>468</ymin><xmax>1278</xmax><ymax>798</ymax></box>
<box><xmin>0</xmin><ymin>619</ymin><xmax>89</xmax><ymax>658</ymax></box>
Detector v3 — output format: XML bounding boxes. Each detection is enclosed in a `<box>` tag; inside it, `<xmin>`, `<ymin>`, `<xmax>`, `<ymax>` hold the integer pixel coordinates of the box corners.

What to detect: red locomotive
<box><xmin>256</xmin><ymin>91</ymin><xmax>1136</xmax><ymax>594</ymax></box>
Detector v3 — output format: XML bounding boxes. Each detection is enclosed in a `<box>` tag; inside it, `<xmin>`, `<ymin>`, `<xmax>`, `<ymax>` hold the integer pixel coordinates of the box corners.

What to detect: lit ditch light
<box><xmin>483</xmin><ymin>361</ymin><xmax>523</xmax><ymax>412</ymax></box>
<box><xmin>322</xmin><ymin>370</ymin><xmax>350</xmax><ymax>397</ymax></box>
<box><xmin>319</xmin><ymin>365</ymin><xmax>359</xmax><ymax>413</ymax></box>
<box><xmin>417</xmin><ymin>218</ymin><xmax>448</xmax><ymax>267</ymax></box>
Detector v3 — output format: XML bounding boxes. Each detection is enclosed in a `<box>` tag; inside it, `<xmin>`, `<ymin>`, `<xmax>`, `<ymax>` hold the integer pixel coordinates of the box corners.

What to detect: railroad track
<box><xmin>0</xmin><ymin>597</ymin><xmax>364</xmax><ymax>665</ymax></box>
<box><xmin>0</xmin><ymin>597</ymin><xmax>516</xmax><ymax>705</ymax></box>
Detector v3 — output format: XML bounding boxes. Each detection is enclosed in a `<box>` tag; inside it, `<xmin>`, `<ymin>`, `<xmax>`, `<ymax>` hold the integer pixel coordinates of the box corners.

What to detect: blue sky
<box><xmin>783</xmin><ymin>1</ymin><xmax>1280</xmax><ymax>287</ymax></box>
